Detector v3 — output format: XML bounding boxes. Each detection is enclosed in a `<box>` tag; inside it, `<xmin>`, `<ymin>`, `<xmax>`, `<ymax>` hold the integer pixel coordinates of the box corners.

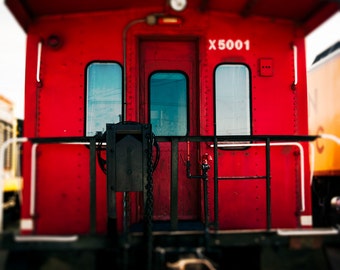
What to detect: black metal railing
<box><xmin>24</xmin><ymin>134</ymin><xmax>318</xmax><ymax>234</ymax></box>
<box><xmin>156</xmin><ymin>135</ymin><xmax>318</xmax><ymax>231</ymax></box>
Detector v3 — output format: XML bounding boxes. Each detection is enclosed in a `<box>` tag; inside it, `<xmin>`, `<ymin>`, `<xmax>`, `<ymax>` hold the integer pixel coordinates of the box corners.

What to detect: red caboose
<box><xmin>2</xmin><ymin>0</ymin><xmax>340</xmax><ymax>269</ymax></box>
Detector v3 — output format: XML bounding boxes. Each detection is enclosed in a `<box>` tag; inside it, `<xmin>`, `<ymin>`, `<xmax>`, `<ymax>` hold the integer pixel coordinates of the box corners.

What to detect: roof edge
<box><xmin>302</xmin><ymin>1</ymin><xmax>340</xmax><ymax>36</ymax></box>
<box><xmin>311</xmin><ymin>41</ymin><xmax>340</xmax><ymax>66</ymax></box>
<box><xmin>5</xmin><ymin>0</ymin><xmax>32</xmax><ymax>32</ymax></box>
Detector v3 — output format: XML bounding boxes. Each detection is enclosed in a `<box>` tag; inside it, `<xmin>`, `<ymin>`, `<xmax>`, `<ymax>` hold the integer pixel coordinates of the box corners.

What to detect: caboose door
<box><xmin>139</xmin><ymin>40</ymin><xmax>201</xmax><ymax>227</ymax></box>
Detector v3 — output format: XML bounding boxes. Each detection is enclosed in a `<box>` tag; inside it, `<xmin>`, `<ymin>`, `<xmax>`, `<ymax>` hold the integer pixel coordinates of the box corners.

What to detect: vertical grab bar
<box><xmin>36</xmin><ymin>41</ymin><xmax>42</xmax><ymax>83</ymax></box>
<box><xmin>292</xmin><ymin>44</ymin><xmax>298</xmax><ymax>90</ymax></box>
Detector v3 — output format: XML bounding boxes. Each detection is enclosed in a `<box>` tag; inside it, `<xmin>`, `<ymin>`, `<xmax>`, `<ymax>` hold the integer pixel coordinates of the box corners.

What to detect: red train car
<box><xmin>1</xmin><ymin>0</ymin><xmax>340</xmax><ymax>269</ymax></box>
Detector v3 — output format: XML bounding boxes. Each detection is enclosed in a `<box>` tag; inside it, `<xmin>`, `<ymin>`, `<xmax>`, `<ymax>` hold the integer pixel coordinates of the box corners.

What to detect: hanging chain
<box><xmin>123</xmin><ymin>191</ymin><xmax>131</xmax><ymax>234</ymax></box>
<box><xmin>144</xmin><ymin>130</ymin><xmax>154</xmax><ymax>234</ymax></box>
<box><xmin>144</xmin><ymin>127</ymin><xmax>154</xmax><ymax>270</ymax></box>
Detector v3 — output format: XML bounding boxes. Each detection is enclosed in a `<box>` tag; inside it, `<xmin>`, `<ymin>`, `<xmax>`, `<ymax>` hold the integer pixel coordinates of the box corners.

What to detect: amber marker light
<box><xmin>157</xmin><ymin>16</ymin><xmax>182</xmax><ymax>25</ymax></box>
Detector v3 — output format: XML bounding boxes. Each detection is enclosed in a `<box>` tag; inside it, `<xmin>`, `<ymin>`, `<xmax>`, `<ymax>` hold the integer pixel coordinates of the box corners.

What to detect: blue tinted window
<box><xmin>150</xmin><ymin>72</ymin><xmax>187</xmax><ymax>136</ymax></box>
<box><xmin>215</xmin><ymin>64</ymin><xmax>251</xmax><ymax>135</ymax></box>
<box><xmin>86</xmin><ymin>62</ymin><xmax>122</xmax><ymax>136</ymax></box>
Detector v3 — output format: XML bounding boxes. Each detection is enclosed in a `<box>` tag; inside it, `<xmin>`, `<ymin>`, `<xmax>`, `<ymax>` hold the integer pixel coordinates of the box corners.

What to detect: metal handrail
<box><xmin>27</xmin><ymin>138</ymin><xmax>98</xmax><ymax>234</ymax></box>
<box><xmin>1</xmin><ymin>136</ymin><xmax>98</xmax><ymax>234</ymax></box>
<box><xmin>213</xmin><ymin>141</ymin><xmax>306</xmax><ymax>212</ymax></box>
<box><xmin>0</xmin><ymin>135</ymin><xmax>318</xmax><ymax>234</ymax></box>
<box><xmin>159</xmin><ymin>134</ymin><xmax>316</xmax><ymax>230</ymax></box>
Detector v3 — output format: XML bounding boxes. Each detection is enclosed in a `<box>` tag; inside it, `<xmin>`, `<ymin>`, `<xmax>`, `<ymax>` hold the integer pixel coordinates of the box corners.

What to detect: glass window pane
<box><xmin>150</xmin><ymin>72</ymin><xmax>187</xmax><ymax>136</ymax></box>
<box><xmin>215</xmin><ymin>64</ymin><xmax>250</xmax><ymax>135</ymax></box>
<box><xmin>86</xmin><ymin>62</ymin><xmax>122</xmax><ymax>136</ymax></box>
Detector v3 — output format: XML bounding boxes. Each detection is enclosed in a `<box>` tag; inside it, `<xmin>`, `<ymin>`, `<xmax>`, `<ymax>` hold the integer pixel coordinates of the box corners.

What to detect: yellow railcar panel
<box><xmin>308</xmin><ymin>50</ymin><xmax>340</xmax><ymax>175</ymax></box>
<box><xmin>3</xmin><ymin>177</ymin><xmax>22</xmax><ymax>192</ymax></box>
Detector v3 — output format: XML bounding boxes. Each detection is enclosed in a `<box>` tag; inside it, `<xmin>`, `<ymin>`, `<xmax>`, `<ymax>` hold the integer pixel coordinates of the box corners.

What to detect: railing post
<box><xmin>89</xmin><ymin>137</ymin><xmax>97</xmax><ymax>234</ymax></box>
<box><xmin>171</xmin><ymin>138</ymin><xmax>178</xmax><ymax>231</ymax></box>
<box><xmin>213</xmin><ymin>136</ymin><xmax>219</xmax><ymax>230</ymax></box>
<box><xmin>265</xmin><ymin>137</ymin><xmax>271</xmax><ymax>230</ymax></box>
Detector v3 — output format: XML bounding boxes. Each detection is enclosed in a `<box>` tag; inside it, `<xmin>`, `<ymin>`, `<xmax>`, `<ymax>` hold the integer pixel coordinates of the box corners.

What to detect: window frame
<box><xmin>214</xmin><ymin>63</ymin><xmax>252</xmax><ymax>137</ymax></box>
<box><xmin>84</xmin><ymin>61</ymin><xmax>123</xmax><ymax>137</ymax></box>
<box><xmin>148</xmin><ymin>70</ymin><xmax>189</xmax><ymax>137</ymax></box>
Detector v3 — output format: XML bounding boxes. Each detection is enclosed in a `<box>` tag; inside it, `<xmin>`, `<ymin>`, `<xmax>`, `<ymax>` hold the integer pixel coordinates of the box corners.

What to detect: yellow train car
<box><xmin>0</xmin><ymin>95</ymin><xmax>22</xmax><ymax>223</ymax></box>
<box><xmin>308</xmin><ymin>41</ymin><xmax>340</xmax><ymax>226</ymax></box>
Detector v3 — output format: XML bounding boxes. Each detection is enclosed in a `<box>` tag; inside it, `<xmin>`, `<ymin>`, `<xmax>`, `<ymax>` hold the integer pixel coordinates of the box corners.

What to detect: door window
<box><xmin>149</xmin><ymin>72</ymin><xmax>188</xmax><ymax>136</ymax></box>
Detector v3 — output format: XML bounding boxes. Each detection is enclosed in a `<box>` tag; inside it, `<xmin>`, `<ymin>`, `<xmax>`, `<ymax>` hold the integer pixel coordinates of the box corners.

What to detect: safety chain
<box><xmin>144</xmin><ymin>129</ymin><xmax>154</xmax><ymax>269</ymax></box>
<box><xmin>123</xmin><ymin>191</ymin><xmax>130</xmax><ymax>234</ymax></box>
<box><xmin>144</xmin><ymin>130</ymin><xmax>154</xmax><ymax>234</ymax></box>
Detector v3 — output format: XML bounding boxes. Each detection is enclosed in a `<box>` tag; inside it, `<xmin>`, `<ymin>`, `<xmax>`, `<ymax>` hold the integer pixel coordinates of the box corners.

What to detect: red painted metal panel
<box><xmin>35</xmin><ymin>145</ymin><xmax>90</xmax><ymax>234</ymax></box>
<box><xmin>33</xmin><ymin>144</ymin><xmax>107</xmax><ymax>234</ymax></box>
<box><xmin>18</xmin><ymin>5</ymin><xmax>316</xmax><ymax>234</ymax></box>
